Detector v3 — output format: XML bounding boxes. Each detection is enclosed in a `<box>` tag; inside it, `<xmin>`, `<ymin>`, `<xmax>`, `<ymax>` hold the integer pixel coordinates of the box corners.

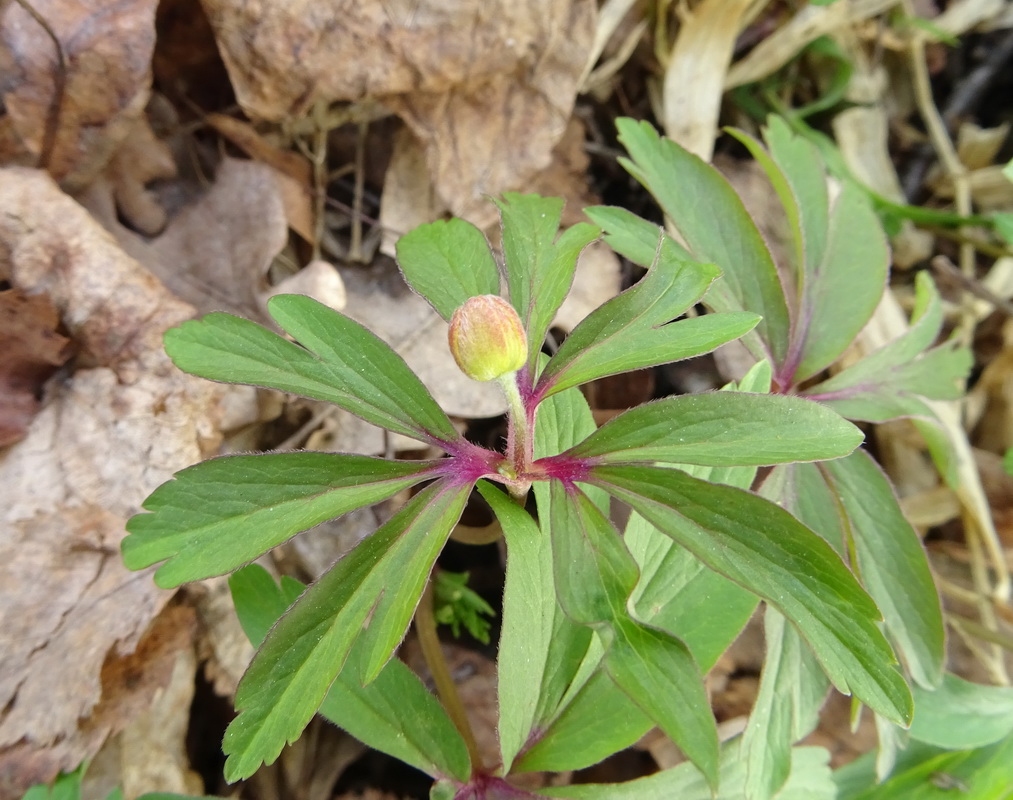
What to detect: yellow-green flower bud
<box><xmin>448</xmin><ymin>295</ymin><xmax>527</xmax><ymax>381</ymax></box>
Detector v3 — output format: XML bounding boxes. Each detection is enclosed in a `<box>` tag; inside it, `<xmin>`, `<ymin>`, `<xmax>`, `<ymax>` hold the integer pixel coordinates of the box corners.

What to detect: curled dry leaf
<box><xmin>81</xmin><ymin>157</ymin><xmax>290</xmax><ymax>321</ymax></box>
<box><xmin>0</xmin><ymin>168</ymin><xmax>226</xmax><ymax>794</ymax></box>
<box><xmin>103</xmin><ymin>114</ymin><xmax>177</xmax><ymax>236</ymax></box>
<box><xmin>201</xmin><ymin>0</ymin><xmax>594</xmax><ymax>222</ymax></box>
<box><xmin>0</xmin><ymin>0</ymin><xmax>158</xmax><ymax>186</ymax></box>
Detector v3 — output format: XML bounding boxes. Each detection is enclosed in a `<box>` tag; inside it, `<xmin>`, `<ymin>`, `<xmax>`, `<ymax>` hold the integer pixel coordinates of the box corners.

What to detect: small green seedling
<box><xmin>124</xmin><ymin>176</ymin><xmax>923</xmax><ymax>795</ymax></box>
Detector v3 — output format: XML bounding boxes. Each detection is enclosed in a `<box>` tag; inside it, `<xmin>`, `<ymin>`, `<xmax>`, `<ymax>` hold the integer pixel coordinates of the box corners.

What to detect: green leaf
<box><xmin>820</xmin><ymin>452</ymin><xmax>945</xmax><ymax>689</ymax></box>
<box><xmin>535</xmin><ymin>232</ymin><xmax>758</xmax><ymax>398</ymax></box>
<box><xmin>628</xmin><ymin>509</ymin><xmax>758</xmax><ymax>671</ymax></box>
<box><xmin>543</xmin><ymin>739</ymin><xmax>835</xmax><ymax>800</ymax></box>
<box><xmin>758</xmin><ymin>116</ymin><xmax>830</xmax><ymax>282</ymax></box>
<box><xmin>499</xmin><ymin>383</ymin><xmax>646</xmax><ymax>773</ymax></box>
<box><xmin>228</xmin><ymin>565</ymin><xmax>471</xmax><ymax>781</ymax></box>
<box><xmin>910</xmin><ymin>674</ymin><xmax>1013</xmax><ymax>749</ymax></box>
<box><xmin>994</xmin><ymin>212</ymin><xmax>1013</xmax><ymax>246</ymax></box>
<box><xmin>560</xmin><ymin>392</ymin><xmax>862</xmax><ymax>467</ymax></box>
<box><xmin>548</xmin><ymin>484</ymin><xmax>718</xmax><ymax>786</ymax></box>
<box><xmin>395</xmin><ymin>217</ymin><xmax>501</xmax><ymax>319</ymax></box>
<box><xmin>23</xmin><ymin>765</ymin><xmax>86</xmax><ymax>800</ymax></box>
<box><xmin>615</xmin><ymin>117</ymin><xmax>791</xmax><ymax>365</ymax></box>
<box><xmin>624</xmin><ymin>364</ymin><xmax>773</xmax><ymax>671</ymax></box>
<box><xmin>483</xmin><ymin>480</ymin><xmax>563</xmax><ymax>770</ymax></box>
<box><xmin>834</xmin><ymin>734</ymin><xmax>1013</xmax><ymax>800</ymax></box>
<box><xmin>584</xmin><ymin>206</ymin><xmax>693</xmax><ymax>265</ymax></box>
<box><xmin>432</xmin><ymin>570</ymin><xmax>495</xmax><ymax>643</ymax></box>
<box><xmin>222</xmin><ymin>481</ymin><xmax>469</xmax><ymax>781</ymax></box>
<box><xmin>549</xmin><ymin>483</ymin><xmax>639</xmax><ymax>625</ymax></box>
<box><xmin>741</xmin><ymin>609</ymin><xmax>829</xmax><ymax>800</ymax></box>
<box><xmin>792</xmin><ymin>180</ymin><xmax>888</xmax><ymax>382</ymax></box>
<box><xmin>165</xmin><ymin>294</ymin><xmax>460</xmax><ymax>445</ymax></box>
<box><xmin>604</xmin><ymin>619</ymin><xmax>719</xmax><ymax>791</ymax></box>
<box><xmin>495</xmin><ymin>193</ymin><xmax>600</xmax><ymax>374</ymax></box>
<box><xmin>124</xmin><ymin>453</ymin><xmax>434</xmax><ymax>587</ymax></box>
<box><xmin>514</xmin><ymin>663</ymin><xmax>651</xmax><ymax>773</ymax></box>
<box><xmin>590</xmin><ymin>465</ymin><xmax>913</xmax><ymax>726</ymax></box>
<box><xmin>806</xmin><ymin>273</ymin><xmax>971</xmax><ymax>422</ymax></box>
<box><xmin>729</xmin><ymin>122</ymin><xmax>889</xmax><ymax>384</ymax></box>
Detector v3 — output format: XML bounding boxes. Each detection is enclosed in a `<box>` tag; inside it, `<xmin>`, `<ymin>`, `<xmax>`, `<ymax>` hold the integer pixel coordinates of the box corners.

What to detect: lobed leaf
<box><xmin>483</xmin><ymin>478</ymin><xmax>615</xmax><ymax>772</ymax></box>
<box><xmin>604</xmin><ymin>619</ymin><xmax>719</xmax><ymax>791</ymax></box>
<box><xmin>222</xmin><ymin>481</ymin><xmax>469</xmax><ymax>781</ymax></box>
<box><xmin>495</xmin><ymin>193</ymin><xmax>600</xmax><ymax>375</ymax></box>
<box><xmin>741</xmin><ymin>609</ymin><xmax>829</xmax><ymax>800</ymax></box>
<box><xmin>513</xmin><ymin>666</ymin><xmax>650</xmax><ymax>773</ymax></box>
<box><xmin>729</xmin><ymin>122</ymin><xmax>889</xmax><ymax>385</ymax></box>
<box><xmin>806</xmin><ymin>272</ymin><xmax>971</xmax><ymax>422</ymax></box>
<box><xmin>535</xmin><ymin>231</ymin><xmax>758</xmax><ymax>398</ymax></box>
<box><xmin>543</xmin><ymin>739</ymin><xmax>835</xmax><ymax>800</ymax></box>
<box><xmin>910</xmin><ymin>673</ymin><xmax>1013</xmax><ymax>750</ymax></box>
<box><xmin>502</xmin><ymin>383</ymin><xmax>645</xmax><ymax>773</ymax></box>
<box><xmin>230</xmin><ymin>565</ymin><xmax>470</xmax><ymax>781</ymax></box>
<box><xmin>626</xmin><ymin>510</ymin><xmax>757</xmax><ymax>672</ymax></box>
<box><xmin>614</xmin><ymin>117</ymin><xmax>790</xmax><ymax>365</ymax></box>
<box><xmin>560</xmin><ymin>391</ymin><xmax>863</xmax><ymax>467</ymax></box>
<box><xmin>123</xmin><ymin>453</ymin><xmax>434</xmax><ymax>587</ymax></box>
<box><xmin>548</xmin><ymin>484</ymin><xmax>719</xmax><ymax>787</ymax></box>
<box><xmin>395</xmin><ymin>217</ymin><xmax>501</xmax><ymax>320</ymax></box>
<box><xmin>819</xmin><ymin>452</ymin><xmax>945</xmax><ymax>689</ymax></box>
<box><xmin>165</xmin><ymin>294</ymin><xmax>460</xmax><ymax>445</ymax></box>
<box><xmin>623</xmin><ymin>361</ymin><xmax>774</xmax><ymax>670</ymax></box>
<box><xmin>549</xmin><ymin>483</ymin><xmax>638</xmax><ymax>626</ymax></box>
<box><xmin>590</xmin><ymin>465</ymin><xmax>913</xmax><ymax>726</ymax></box>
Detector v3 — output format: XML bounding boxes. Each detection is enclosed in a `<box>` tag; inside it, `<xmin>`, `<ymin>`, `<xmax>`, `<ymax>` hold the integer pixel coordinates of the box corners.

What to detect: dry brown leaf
<box><xmin>81</xmin><ymin>157</ymin><xmax>289</xmax><ymax>321</ymax></box>
<box><xmin>0</xmin><ymin>288</ymin><xmax>72</xmax><ymax>446</ymax></box>
<box><xmin>104</xmin><ymin>114</ymin><xmax>177</xmax><ymax>236</ymax></box>
<box><xmin>206</xmin><ymin>113</ymin><xmax>316</xmax><ymax>242</ymax></box>
<box><xmin>191</xmin><ymin>578</ymin><xmax>255</xmax><ymax>697</ymax></box>
<box><xmin>724</xmin><ymin>0</ymin><xmax>897</xmax><ymax>90</ymax></box>
<box><xmin>0</xmin><ymin>0</ymin><xmax>158</xmax><ymax>186</ymax></box>
<box><xmin>0</xmin><ymin>168</ymin><xmax>225</xmax><ymax>795</ymax></box>
<box><xmin>661</xmin><ymin>0</ymin><xmax>754</xmax><ymax>160</ymax></box>
<box><xmin>201</xmin><ymin>0</ymin><xmax>594</xmax><ymax>223</ymax></box>
<box><xmin>264</xmin><ymin>259</ymin><xmax>346</xmax><ymax>313</ymax></box>
<box><xmin>115</xmin><ymin>636</ymin><xmax>204</xmax><ymax>797</ymax></box>
<box><xmin>378</xmin><ymin>128</ymin><xmax>448</xmax><ymax>258</ymax></box>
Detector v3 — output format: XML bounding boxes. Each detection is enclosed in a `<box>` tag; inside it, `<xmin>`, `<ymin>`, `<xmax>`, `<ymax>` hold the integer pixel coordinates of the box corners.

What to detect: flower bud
<box><xmin>448</xmin><ymin>295</ymin><xmax>527</xmax><ymax>381</ymax></box>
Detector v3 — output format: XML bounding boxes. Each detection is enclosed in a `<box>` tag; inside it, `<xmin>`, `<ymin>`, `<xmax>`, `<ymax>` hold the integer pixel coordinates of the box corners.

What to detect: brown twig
<box><xmin>417</xmin><ymin>580</ymin><xmax>485</xmax><ymax>769</ymax></box>
<box><xmin>930</xmin><ymin>255</ymin><xmax>1013</xmax><ymax>319</ymax></box>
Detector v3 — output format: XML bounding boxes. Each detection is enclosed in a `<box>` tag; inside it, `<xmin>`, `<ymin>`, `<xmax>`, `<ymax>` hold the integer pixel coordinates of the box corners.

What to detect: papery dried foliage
<box><xmin>200</xmin><ymin>0</ymin><xmax>595</xmax><ymax>222</ymax></box>
<box><xmin>0</xmin><ymin>288</ymin><xmax>71</xmax><ymax>446</ymax></box>
<box><xmin>81</xmin><ymin>157</ymin><xmax>289</xmax><ymax>320</ymax></box>
<box><xmin>0</xmin><ymin>0</ymin><xmax>158</xmax><ymax>185</ymax></box>
<box><xmin>0</xmin><ymin>169</ymin><xmax>224</xmax><ymax>796</ymax></box>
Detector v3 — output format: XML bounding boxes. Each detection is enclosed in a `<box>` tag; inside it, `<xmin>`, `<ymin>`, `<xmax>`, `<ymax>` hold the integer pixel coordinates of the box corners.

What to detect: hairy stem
<box><xmin>417</xmin><ymin>579</ymin><xmax>484</xmax><ymax>769</ymax></box>
<box><xmin>497</xmin><ymin>372</ymin><xmax>533</xmax><ymax>499</ymax></box>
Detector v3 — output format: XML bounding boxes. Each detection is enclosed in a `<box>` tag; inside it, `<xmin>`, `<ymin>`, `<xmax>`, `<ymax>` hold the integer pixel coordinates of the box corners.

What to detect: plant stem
<box><xmin>417</xmin><ymin>579</ymin><xmax>484</xmax><ymax>769</ymax></box>
<box><xmin>497</xmin><ymin>372</ymin><xmax>532</xmax><ymax>499</ymax></box>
